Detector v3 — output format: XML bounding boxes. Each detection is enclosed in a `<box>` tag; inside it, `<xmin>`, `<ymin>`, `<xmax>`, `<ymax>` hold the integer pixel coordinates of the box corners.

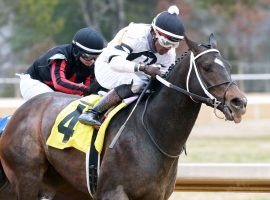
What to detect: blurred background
<box><xmin>0</xmin><ymin>0</ymin><xmax>270</xmax><ymax>199</ymax></box>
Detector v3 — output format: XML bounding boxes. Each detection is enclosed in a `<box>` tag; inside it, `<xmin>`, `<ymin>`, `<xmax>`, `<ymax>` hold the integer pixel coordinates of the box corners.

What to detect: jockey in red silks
<box><xmin>19</xmin><ymin>27</ymin><xmax>104</xmax><ymax>100</ymax></box>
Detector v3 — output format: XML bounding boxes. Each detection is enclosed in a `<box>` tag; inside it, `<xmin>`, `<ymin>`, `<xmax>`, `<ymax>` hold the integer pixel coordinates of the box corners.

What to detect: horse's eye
<box><xmin>203</xmin><ymin>65</ymin><xmax>212</xmax><ymax>72</ymax></box>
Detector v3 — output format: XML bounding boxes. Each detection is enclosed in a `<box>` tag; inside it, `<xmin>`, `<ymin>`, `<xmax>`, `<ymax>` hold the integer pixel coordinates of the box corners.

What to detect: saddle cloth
<box><xmin>46</xmin><ymin>95</ymin><xmax>127</xmax><ymax>153</ymax></box>
<box><xmin>0</xmin><ymin>115</ymin><xmax>12</xmax><ymax>135</ymax></box>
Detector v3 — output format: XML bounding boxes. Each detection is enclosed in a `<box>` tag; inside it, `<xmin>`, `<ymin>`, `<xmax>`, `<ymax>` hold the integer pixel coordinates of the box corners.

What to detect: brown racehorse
<box><xmin>0</xmin><ymin>34</ymin><xmax>247</xmax><ymax>200</ymax></box>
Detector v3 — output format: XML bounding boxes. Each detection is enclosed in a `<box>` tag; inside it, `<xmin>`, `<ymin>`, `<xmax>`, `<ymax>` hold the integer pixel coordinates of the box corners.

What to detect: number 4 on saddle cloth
<box><xmin>46</xmin><ymin>94</ymin><xmax>138</xmax><ymax>196</ymax></box>
<box><xmin>47</xmin><ymin>94</ymin><xmax>138</xmax><ymax>153</ymax></box>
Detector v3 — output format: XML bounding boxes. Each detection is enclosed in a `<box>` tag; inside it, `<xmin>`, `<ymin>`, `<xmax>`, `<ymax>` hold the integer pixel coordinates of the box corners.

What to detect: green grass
<box><xmin>179</xmin><ymin>136</ymin><xmax>270</xmax><ymax>163</ymax></box>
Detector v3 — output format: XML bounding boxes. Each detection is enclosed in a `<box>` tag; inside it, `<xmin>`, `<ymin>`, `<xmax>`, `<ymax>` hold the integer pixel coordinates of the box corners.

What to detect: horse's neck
<box><xmin>145</xmin><ymin>54</ymin><xmax>202</xmax><ymax>156</ymax></box>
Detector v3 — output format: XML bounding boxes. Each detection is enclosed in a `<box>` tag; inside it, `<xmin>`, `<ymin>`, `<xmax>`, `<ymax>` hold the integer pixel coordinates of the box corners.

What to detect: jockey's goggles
<box><xmin>80</xmin><ymin>52</ymin><xmax>99</xmax><ymax>61</ymax></box>
<box><xmin>154</xmin><ymin>29</ymin><xmax>180</xmax><ymax>49</ymax></box>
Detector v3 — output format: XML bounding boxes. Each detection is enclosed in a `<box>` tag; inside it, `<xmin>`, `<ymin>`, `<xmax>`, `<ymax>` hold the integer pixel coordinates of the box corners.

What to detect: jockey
<box><xmin>19</xmin><ymin>27</ymin><xmax>104</xmax><ymax>100</ymax></box>
<box><xmin>79</xmin><ymin>5</ymin><xmax>185</xmax><ymax>126</ymax></box>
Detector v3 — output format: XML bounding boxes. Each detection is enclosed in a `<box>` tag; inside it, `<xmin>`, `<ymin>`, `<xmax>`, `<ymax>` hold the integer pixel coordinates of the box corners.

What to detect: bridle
<box><xmin>142</xmin><ymin>48</ymin><xmax>236</xmax><ymax>158</ymax></box>
<box><xmin>157</xmin><ymin>48</ymin><xmax>236</xmax><ymax>118</ymax></box>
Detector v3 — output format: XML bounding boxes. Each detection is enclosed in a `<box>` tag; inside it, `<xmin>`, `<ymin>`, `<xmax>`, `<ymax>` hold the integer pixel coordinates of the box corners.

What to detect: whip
<box><xmin>109</xmin><ymin>79</ymin><xmax>153</xmax><ymax>148</ymax></box>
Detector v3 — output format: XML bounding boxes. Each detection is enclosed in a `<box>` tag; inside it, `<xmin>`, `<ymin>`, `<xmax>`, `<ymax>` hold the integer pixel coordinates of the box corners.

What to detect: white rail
<box><xmin>231</xmin><ymin>74</ymin><xmax>270</xmax><ymax>80</ymax></box>
<box><xmin>176</xmin><ymin>163</ymin><xmax>270</xmax><ymax>192</ymax></box>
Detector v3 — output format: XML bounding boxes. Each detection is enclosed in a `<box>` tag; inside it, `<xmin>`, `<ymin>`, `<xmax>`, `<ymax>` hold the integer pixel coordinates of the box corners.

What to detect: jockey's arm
<box><xmin>51</xmin><ymin>59</ymin><xmax>89</xmax><ymax>95</ymax></box>
<box><xmin>106</xmin><ymin>43</ymin><xmax>137</xmax><ymax>73</ymax></box>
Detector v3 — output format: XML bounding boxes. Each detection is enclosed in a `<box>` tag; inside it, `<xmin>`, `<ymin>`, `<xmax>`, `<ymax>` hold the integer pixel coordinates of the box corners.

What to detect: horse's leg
<box><xmin>100</xmin><ymin>185</ymin><xmax>129</xmax><ymax>200</ymax></box>
<box><xmin>0</xmin><ymin>132</ymin><xmax>48</xmax><ymax>200</ymax></box>
<box><xmin>1</xmin><ymin>162</ymin><xmax>43</xmax><ymax>200</ymax></box>
<box><xmin>9</xmin><ymin>161</ymin><xmax>47</xmax><ymax>200</ymax></box>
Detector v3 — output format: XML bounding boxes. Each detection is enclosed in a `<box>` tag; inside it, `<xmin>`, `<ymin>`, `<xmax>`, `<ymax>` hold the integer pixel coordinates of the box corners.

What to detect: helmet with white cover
<box><xmin>152</xmin><ymin>5</ymin><xmax>185</xmax><ymax>48</ymax></box>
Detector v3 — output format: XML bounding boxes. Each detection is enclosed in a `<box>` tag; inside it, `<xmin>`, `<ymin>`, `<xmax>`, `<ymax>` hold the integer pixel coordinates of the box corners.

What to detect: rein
<box><xmin>141</xmin><ymin>93</ymin><xmax>182</xmax><ymax>159</ymax></box>
<box><xmin>156</xmin><ymin>75</ymin><xmax>215</xmax><ymax>105</ymax></box>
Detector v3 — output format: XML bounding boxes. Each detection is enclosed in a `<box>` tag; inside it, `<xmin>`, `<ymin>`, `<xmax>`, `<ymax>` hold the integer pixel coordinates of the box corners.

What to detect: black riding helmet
<box><xmin>72</xmin><ymin>27</ymin><xmax>104</xmax><ymax>59</ymax></box>
<box><xmin>151</xmin><ymin>5</ymin><xmax>185</xmax><ymax>42</ymax></box>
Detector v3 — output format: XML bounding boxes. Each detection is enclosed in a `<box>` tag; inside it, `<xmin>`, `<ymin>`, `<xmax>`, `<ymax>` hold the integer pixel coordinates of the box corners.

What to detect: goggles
<box><xmin>154</xmin><ymin>29</ymin><xmax>180</xmax><ymax>49</ymax></box>
<box><xmin>80</xmin><ymin>52</ymin><xmax>99</xmax><ymax>61</ymax></box>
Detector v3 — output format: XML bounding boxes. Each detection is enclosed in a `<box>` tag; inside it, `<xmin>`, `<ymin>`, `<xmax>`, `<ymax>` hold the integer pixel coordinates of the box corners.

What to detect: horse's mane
<box><xmin>149</xmin><ymin>50</ymin><xmax>190</xmax><ymax>93</ymax></box>
<box><xmin>168</xmin><ymin>42</ymin><xmax>211</xmax><ymax>75</ymax></box>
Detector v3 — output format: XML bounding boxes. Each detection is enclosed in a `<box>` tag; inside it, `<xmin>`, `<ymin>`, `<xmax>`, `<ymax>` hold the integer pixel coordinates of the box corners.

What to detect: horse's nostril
<box><xmin>231</xmin><ymin>97</ymin><xmax>247</xmax><ymax>109</ymax></box>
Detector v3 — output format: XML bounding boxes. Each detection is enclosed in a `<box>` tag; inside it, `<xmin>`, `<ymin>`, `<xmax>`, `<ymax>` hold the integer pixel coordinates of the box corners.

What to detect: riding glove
<box><xmin>138</xmin><ymin>64</ymin><xmax>162</xmax><ymax>78</ymax></box>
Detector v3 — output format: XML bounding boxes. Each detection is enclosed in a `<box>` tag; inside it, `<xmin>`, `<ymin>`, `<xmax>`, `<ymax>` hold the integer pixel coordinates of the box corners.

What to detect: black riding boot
<box><xmin>79</xmin><ymin>83</ymin><xmax>135</xmax><ymax>126</ymax></box>
<box><xmin>79</xmin><ymin>89</ymin><xmax>122</xmax><ymax>126</ymax></box>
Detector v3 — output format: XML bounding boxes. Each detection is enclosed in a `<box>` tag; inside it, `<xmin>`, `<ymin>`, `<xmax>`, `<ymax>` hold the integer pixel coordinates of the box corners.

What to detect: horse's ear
<box><xmin>184</xmin><ymin>34</ymin><xmax>200</xmax><ymax>54</ymax></box>
<box><xmin>209</xmin><ymin>33</ymin><xmax>217</xmax><ymax>49</ymax></box>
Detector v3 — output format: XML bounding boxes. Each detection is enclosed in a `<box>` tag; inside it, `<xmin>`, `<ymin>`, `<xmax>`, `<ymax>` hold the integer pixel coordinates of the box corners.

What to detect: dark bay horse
<box><xmin>0</xmin><ymin>34</ymin><xmax>247</xmax><ymax>200</ymax></box>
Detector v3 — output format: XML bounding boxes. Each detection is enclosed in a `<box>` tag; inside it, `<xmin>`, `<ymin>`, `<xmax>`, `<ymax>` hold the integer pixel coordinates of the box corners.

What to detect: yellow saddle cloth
<box><xmin>46</xmin><ymin>95</ymin><xmax>126</xmax><ymax>153</ymax></box>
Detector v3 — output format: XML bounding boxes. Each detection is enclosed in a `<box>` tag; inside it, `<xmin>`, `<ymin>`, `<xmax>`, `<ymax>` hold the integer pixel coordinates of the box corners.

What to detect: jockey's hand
<box><xmin>139</xmin><ymin>64</ymin><xmax>162</xmax><ymax>78</ymax></box>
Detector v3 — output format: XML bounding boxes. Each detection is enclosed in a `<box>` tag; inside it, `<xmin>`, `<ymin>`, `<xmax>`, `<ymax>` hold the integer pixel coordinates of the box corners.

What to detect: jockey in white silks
<box><xmin>79</xmin><ymin>5</ymin><xmax>185</xmax><ymax>127</ymax></box>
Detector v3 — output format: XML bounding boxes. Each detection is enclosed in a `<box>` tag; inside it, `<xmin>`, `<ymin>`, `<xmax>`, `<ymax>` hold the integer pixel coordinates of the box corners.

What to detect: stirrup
<box><xmin>79</xmin><ymin>110</ymin><xmax>102</xmax><ymax>126</ymax></box>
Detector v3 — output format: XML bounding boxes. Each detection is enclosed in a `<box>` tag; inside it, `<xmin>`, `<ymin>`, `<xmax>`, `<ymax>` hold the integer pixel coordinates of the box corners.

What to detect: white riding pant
<box><xmin>94</xmin><ymin>58</ymin><xmax>148</xmax><ymax>94</ymax></box>
<box><xmin>19</xmin><ymin>74</ymin><xmax>54</xmax><ymax>101</ymax></box>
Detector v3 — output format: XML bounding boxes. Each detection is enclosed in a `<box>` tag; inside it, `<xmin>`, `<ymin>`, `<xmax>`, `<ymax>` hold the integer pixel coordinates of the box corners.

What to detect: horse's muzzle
<box><xmin>223</xmin><ymin>96</ymin><xmax>247</xmax><ymax>123</ymax></box>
